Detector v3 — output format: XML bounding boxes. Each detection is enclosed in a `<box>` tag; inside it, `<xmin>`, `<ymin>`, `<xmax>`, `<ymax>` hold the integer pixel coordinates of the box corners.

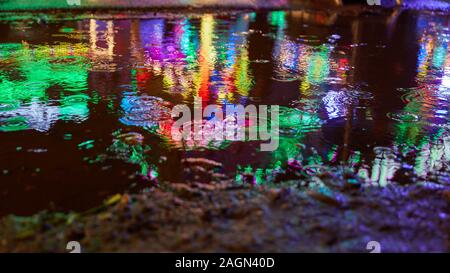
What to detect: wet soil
<box><xmin>1</xmin><ymin>164</ymin><xmax>448</xmax><ymax>253</ymax></box>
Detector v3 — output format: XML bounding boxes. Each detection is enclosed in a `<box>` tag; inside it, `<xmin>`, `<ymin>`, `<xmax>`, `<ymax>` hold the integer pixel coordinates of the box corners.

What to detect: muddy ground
<box><xmin>0</xmin><ymin>1</ymin><xmax>449</xmax><ymax>253</ymax></box>
<box><xmin>1</xmin><ymin>161</ymin><xmax>449</xmax><ymax>253</ymax></box>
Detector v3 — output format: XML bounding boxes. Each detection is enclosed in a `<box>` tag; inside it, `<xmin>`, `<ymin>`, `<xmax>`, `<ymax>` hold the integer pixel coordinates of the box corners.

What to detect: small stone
<box><xmin>307</xmin><ymin>190</ymin><xmax>341</xmax><ymax>207</ymax></box>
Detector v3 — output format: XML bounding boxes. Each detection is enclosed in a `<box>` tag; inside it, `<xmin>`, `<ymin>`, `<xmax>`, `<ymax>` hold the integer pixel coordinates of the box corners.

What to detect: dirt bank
<box><xmin>1</xmin><ymin>165</ymin><xmax>448</xmax><ymax>253</ymax></box>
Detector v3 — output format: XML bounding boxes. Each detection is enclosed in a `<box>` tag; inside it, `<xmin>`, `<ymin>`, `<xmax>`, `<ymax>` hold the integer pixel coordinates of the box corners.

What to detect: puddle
<box><xmin>0</xmin><ymin>9</ymin><xmax>449</xmax><ymax>216</ymax></box>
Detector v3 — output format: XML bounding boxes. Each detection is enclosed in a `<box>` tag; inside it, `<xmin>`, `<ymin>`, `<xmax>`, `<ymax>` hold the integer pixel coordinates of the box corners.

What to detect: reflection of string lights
<box><xmin>89</xmin><ymin>19</ymin><xmax>116</xmax><ymax>71</ymax></box>
<box><xmin>394</xmin><ymin>18</ymin><xmax>449</xmax><ymax>147</ymax></box>
<box><xmin>0</xmin><ymin>10</ymin><xmax>447</xmax><ymax>188</ymax></box>
<box><xmin>0</xmin><ymin>42</ymin><xmax>90</xmax><ymax>132</ymax></box>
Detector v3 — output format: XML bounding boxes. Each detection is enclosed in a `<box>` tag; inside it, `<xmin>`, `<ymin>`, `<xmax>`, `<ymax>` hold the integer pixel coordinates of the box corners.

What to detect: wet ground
<box><xmin>1</xmin><ymin>159</ymin><xmax>449</xmax><ymax>252</ymax></box>
<box><xmin>0</xmin><ymin>6</ymin><xmax>449</xmax><ymax>252</ymax></box>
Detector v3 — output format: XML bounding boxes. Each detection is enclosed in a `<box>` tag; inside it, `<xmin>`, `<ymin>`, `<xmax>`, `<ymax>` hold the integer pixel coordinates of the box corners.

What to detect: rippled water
<box><xmin>0</xmin><ymin>9</ymin><xmax>449</xmax><ymax>216</ymax></box>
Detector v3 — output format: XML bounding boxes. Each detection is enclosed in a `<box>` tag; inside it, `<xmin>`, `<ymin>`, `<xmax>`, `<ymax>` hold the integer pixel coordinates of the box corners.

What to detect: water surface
<box><xmin>0</xmin><ymin>9</ymin><xmax>449</xmax><ymax>216</ymax></box>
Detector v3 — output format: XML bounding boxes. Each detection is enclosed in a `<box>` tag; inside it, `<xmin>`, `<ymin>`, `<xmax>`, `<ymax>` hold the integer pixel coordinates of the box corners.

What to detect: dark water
<box><xmin>0</xmin><ymin>9</ymin><xmax>449</xmax><ymax>216</ymax></box>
